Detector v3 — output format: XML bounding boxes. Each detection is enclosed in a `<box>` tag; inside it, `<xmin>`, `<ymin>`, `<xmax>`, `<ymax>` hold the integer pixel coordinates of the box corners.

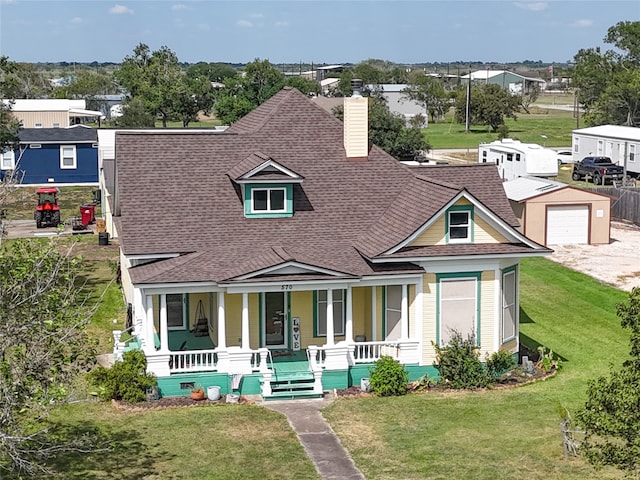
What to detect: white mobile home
<box><xmin>572</xmin><ymin>125</ymin><xmax>640</xmax><ymax>178</ymax></box>
<box><xmin>478</xmin><ymin>139</ymin><xmax>558</xmax><ymax>181</ymax></box>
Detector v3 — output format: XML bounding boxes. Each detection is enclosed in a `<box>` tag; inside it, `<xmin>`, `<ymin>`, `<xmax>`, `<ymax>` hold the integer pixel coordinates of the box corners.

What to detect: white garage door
<box><xmin>546</xmin><ymin>205</ymin><xmax>589</xmax><ymax>245</ymax></box>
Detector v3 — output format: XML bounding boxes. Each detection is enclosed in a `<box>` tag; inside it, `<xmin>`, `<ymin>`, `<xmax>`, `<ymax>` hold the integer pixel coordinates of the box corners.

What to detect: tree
<box><xmin>572</xmin><ymin>21</ymin><xmax>640</xmax><ymax>126</ymax></box>
<box><xmin>0</xmin><ymin>57</ymin><xmax>22</xmax><ymax>154</ymax></box>
<box><xmin>113</xmin><ymin>97</ymin><xmax>155</xmax><ymax>128</ymax></box>
<box><xmin>186</xmin><ymin>62</ymin><xmax>237</xmax><ymax>84</ymax></box>
<box><xmin>454</xmin><ymin>83</ymin><xmax>520</xmax><ymax>132</ymax></box>
<box><xmin>50</xmin><ymin>69</ymin><xmax>118</xmax><ymax>112</ymax></box>
<box><xmin>0</xmin><ymin>58</ymin><xmax>51</xmax><ymax>99</ymax></box>
<box><xmin>0</xmin><ymin>238</ymin><xmax>98</xmax><ymax>477</ymax></box>
<box><xmin>577</xmin><ymin>287</ymin><xmax>640</xmax><ymax>477</ymax></box>
<box><xmin>214</xmin><ymin>58</ymin><xmax>286</xmax><ymax>124</ymax></box>
<box><xmin>403</xmin><ymin>72</ymin><xmax>449</xmax><ymax>125</ymax></box>
<box><xmin>116</xmin><ymin>43</ymin><xmax>214</xmax><ymax>127</ymax></box>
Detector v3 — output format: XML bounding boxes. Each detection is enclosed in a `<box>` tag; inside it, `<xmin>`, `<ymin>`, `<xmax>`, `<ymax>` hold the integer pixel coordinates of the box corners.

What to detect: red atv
<box><xmin>34</xmin><ymin>187</ymin><xmax>61</xmax><ymax>228</ymax></box>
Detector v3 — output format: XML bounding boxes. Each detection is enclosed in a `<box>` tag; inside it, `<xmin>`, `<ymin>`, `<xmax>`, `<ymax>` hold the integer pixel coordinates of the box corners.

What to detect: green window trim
<box><xmin>313</xmin><ymin>290</ymin><xmax>346</xmax><ymax>337</ymax></box>
<box><xmin>445</xmin><ymin>204</ymin><xmax>474</xmax><ymax>244</ymax></box>
<box><xmin>501</xmin><ymin>265</ymin><xmax>518</xmax><ymax>343</ymax></box>
<box><xmin>244</xmin><ymin>183</ymin><xmax>293</xmax><ymax>218</ymax></box>
<box><xmin>435</xmin><ymin>272</ymin><xmax>481</xmax><ymax>347</ymax></box>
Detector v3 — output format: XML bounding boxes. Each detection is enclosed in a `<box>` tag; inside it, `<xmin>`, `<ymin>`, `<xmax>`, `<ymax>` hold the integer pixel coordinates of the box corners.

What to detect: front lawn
<box><xmin>323</xmin><ymin>257</ymin><xmax>629</xmax><ymax>479</ymax></box>
<box><xmin>45</xmin><ymin>402</ymin><xmax>319</xmax><ymax>480</ymax></box>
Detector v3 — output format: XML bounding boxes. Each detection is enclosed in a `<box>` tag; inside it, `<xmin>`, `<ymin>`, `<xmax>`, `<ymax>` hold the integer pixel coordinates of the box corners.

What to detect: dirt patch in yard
<box><xmin>548</xmin><ymin>221</ymin><xmax>640</xmax><ymax>292</ymax></box>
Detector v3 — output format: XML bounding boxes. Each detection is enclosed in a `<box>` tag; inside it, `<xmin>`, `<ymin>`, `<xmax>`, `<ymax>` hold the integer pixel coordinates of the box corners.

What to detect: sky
<box><xmin>0</xmin><ymin>0</ymin><xmax>638</xmax><ymax>65</ymax></box>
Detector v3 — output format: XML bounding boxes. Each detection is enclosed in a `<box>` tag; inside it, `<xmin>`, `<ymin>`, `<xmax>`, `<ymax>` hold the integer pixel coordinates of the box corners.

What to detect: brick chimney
<box><xmin>343</xmin><ymin>79</ymin><xmax>368</xmax><ymax>159</ymax></box>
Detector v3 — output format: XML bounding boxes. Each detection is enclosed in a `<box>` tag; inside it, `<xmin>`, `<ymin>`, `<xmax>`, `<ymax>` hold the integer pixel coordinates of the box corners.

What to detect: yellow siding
<box><xmin>480</xmin><ymin>271</ymin><xmax>496</xmax><ymax>357</ymax></box>
<box><xmin>411</xmin><ymin>216</ymin><xmax>446</xmax><ymax>246</ymax></box>
<box><xmin>351</xmin><ymin>287</ymin><xmax>370</xmax><ymax>341</ymax></box>
<box><xmin>409</xmin><ymin>198</ymin><xmax>508</xmax><ymax>248</ymax></box>
<box><xmin>475</xmin><ymin>216</ymin><xmax>508</xmax><ymax>243</ymax></box>
<box><xmin>421</xmin><ymin>273</ymin><xmax>437</xmax><ymax>365</ymax></box>
<box><xmin>15</xmin><ymin>111</ymin><xmax>70</xmax><ymax>128</ymax></box>
<box><xmin>291</xmin><ymin>291</ymin><xmax>315</xmax><ymax>346</ymax></box>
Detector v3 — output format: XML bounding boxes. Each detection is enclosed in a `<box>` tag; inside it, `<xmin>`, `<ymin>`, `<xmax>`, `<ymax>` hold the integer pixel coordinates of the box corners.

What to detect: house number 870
<box><xmin>281</xmin><ymin>284</ymin><xmax>293</xmax><ymax>290</ymax></box>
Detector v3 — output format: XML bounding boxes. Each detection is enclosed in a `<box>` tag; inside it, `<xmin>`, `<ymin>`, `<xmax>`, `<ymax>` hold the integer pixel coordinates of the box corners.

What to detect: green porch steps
<box><xmin>261</xmin><ymin>370</ymin><xmax>323</xmax><ymax>401</ymax></box>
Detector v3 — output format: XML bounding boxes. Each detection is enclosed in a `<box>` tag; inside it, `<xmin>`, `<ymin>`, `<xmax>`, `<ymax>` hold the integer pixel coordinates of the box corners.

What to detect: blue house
<box><xmin>3</xmin><ymin>126</ymin><xmax>99</xmax><ymax>185</ymax></box>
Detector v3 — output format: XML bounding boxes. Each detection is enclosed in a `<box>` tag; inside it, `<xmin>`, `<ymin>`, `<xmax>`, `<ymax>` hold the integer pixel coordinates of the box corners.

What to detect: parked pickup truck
<box><xmin>572</xmin><ymin>156</ymin><xmax>624</xmax><ymax>185</ymax></box>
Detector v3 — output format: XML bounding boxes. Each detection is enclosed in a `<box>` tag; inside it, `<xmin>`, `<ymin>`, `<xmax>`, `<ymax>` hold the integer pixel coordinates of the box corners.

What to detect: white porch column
<box><xmin>217</xmin><ymin>292</ymin><xmax>227</xmax><ymax>349</ymax></box>
<box><xmin>371</xmin><ymin>286</ymin><xmax>377</xmax><ymax>341</ymax></box>
<box><xmin>326</xmin><ymin>288</ymin><xmax>335</xmax><ymax>346</ymax></box>
<box><xmin>345</xmin><ymin>286</ymin><xmax>354</xmax><ymax>343</ymax></box>
<box><xmin>145</xmin><ymin>294</ymin><xmax>155</xmax><ymax>353</ymax></box>
<box><xmin>401</xmin><ymin>284</ymin><xmax>409</xmax><ymax>340</ymax></box>
<box><xmin>159</xmin><ymin>293</ymin><xmax>169</xmax><ymax>352</ymax></box>
<box><xmin>241</xmin><ymin>293</ymin><xmax>250</xmax><ymax>349</ymax></box>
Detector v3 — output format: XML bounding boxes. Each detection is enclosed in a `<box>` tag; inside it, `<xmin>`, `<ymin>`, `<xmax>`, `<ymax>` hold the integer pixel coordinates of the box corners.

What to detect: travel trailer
<box><xmin>478</xmin><ymin>139</ymin><xmax>558</xmax><ymax>181</ymax></box>
<box><xmin>572</xmin><ymin>125</ymin><xmax>640</xmax><ymax>178</ymax></box>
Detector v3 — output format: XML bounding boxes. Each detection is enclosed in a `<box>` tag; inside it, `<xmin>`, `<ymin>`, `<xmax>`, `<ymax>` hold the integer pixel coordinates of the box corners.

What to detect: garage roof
<box><xmin>502</xmin><ymin>176</ymin><xmax>567</xmax><ymax>202</ymax></box>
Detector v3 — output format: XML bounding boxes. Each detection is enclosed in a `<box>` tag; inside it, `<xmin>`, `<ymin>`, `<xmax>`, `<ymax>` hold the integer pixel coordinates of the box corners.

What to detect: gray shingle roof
<box><xmin>19</xmin><ymin>126</ymin><xmax>97</xmax><ymax>143</ymax></box>
<box><xmin>116</xmin><ymin>88</ymin><xmax>542</xmax><ymax>285</ymax></box>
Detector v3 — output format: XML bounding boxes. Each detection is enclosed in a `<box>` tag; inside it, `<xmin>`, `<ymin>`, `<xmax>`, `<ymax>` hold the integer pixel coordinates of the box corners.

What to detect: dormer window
<box><xmin>252</xmin><ymin>187</ymin><xmax>286</xmax><ymax>213</ymax></box>
<box><xmin>447</xmin><ymin>205</ymin><xmax>474</xmax><ymax>243</ymax></box>
<box><xmin>244</xmin><ymin>183</ymin><xmax>293</xmax><ymax>218</ymax></box>
<box><xmin>230</xmin><ymin>153</ymin><xmax>302</xmax><ymax>219</ymax></box>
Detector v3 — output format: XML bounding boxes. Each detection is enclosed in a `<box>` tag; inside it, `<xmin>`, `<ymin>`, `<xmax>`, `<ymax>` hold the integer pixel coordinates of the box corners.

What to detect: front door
<box><xmin>263</xmin><ymin>292</ymin><xmax>288</xmax><ymax>349</ymax></box>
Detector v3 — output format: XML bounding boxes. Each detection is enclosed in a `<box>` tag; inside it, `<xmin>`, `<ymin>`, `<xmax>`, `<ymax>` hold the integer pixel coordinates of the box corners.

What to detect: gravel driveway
<box><xmin>548</xmin><ymin>221</ymin><xmax>640</xmax><ymax>292</ymax></box>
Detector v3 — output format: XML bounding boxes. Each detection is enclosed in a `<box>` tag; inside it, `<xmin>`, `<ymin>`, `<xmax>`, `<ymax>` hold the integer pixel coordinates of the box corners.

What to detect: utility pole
<box><xmin>465</xmin><ymin>64</ymin><xmax>471</xmax><ymax>133</ymax></box>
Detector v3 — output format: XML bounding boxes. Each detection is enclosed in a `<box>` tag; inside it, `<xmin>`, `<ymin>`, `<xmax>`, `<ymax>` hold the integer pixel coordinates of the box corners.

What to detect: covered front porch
<box><xmin>114</xmin><ymin>279</ymin><xmax>424</xmax><ymax>397</ymax></box>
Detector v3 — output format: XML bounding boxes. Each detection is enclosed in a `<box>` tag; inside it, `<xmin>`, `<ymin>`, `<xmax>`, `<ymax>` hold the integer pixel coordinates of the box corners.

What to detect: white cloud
<box><xmin>197</xmin><ymin>23</ymin><xmax>210</xmax><ymax>31</ymax></box>
<box><xmin>171</xmin><ymin>4</ymin><xmax>188</xmax><ymax>11</ymax></box>
<box><xmin>71</xmin><ymin>17</ymin><xmax>83</xmax><ymax>24</ymax></box>
<box><xmin>1</xmin><ymin>0</ymin><xmax>15</xmax><ymax>5</ymax></box>
<box><xmin>573</xmin><ymin>19</ymin><xmax>593</xmax><ymax>28</ymax></box>
<box><xmin>250</xmin><ymin>13</ymin><xmax>264</xmax><ymax>19</ymax></box>
<box><xmin>275</xmin><ymin>21</ymin><xmax>289</xmax><ymax>27</ymax></box>
<box><xmin>109</xmin><ymin>4</ymin><xmax>134</xmax><ymax>15</ymax></box>
<box><xmin>513</xmin><ymin>2</ymin><xmax>548</xmax><ymax>12</ymax></box>
<box><xmin>237</xmin><ymin>19</ymin><xmax>253</xmax><ymax>28</ymax></box>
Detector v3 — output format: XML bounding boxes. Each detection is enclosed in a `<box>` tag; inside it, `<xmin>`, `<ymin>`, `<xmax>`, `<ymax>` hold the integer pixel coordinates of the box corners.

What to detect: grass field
<box><xmin>2</xmin><ymin>186</ymin><xmax>99</xmax><ymax>222</ymax></box>
<box><xmin>423</xmin><ymin>107</ymin><xmax>576</xmax><ymax>150</ymax></box>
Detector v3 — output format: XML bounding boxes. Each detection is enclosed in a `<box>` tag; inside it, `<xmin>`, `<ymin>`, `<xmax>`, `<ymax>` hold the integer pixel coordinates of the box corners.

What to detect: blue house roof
<box><xmin>19</xmin><ymin>126</ymin><xmax>97</xmax><ymax>144</ymax></box>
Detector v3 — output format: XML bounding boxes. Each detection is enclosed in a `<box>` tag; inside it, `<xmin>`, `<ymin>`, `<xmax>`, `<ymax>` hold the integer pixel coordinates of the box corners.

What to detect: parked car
<box><xmin>572</xmin><ymin>156</ymin><xmax>624</xmax><ymax>185</ymax></box>
<box><xmin>556</xmin><ymin>150</ymin><xmax>573</xmax><ymax>165</ymax></box>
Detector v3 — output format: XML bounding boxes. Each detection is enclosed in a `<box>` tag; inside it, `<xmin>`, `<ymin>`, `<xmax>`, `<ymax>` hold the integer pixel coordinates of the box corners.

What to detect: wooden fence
<box><xmin>589</xmin><ymin>187</ymin><xmax>640</xmax><ymax>226</ymax></box>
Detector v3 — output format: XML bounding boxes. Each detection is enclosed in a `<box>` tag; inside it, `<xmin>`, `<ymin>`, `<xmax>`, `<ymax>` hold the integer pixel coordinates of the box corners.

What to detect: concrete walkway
<box><xmin>264</xmin><ymin>397</ymin><xmax>365</xmax><ymax>480</ymax></box>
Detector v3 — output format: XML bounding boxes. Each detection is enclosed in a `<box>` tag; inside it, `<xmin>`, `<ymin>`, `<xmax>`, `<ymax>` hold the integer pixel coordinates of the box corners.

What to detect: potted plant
<box><xmin>190</xmin><ymin>383</ymin><xmax>205</xmax><ymax>401</ymax></box>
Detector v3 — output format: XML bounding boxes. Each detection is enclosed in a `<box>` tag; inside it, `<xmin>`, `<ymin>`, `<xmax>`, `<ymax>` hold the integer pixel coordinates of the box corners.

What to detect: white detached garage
<box><xmin>503</xmin><ymin>177</ymin><xmax>611</xmax><ymax>246</ymax></box>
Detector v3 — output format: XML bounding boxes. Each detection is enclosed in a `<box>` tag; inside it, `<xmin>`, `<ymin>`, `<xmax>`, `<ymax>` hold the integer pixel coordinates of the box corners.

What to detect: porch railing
<box><xmin>169</xmin><ymin>349</ymin><xmax>218</xmax><ymax>373</ymax></box>
<box><xmin>352</xmin><ymin>341</ymin><xmax>402</xmax><ymax>363</ymax></box>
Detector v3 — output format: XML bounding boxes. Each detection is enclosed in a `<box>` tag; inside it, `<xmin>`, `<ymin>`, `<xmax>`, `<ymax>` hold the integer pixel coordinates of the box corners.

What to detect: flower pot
<box><xmin>191</xmin><ymin>389</ymin><xmax>205</xmax><ymax>401</ymax></box>
<box><xmin>207</xmin><ymin>386</ymin><xmax>221</xmax><ymax>401</ymax></box>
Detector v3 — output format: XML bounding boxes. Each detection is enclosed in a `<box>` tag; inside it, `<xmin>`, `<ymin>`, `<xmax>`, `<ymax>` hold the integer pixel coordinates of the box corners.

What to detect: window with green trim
<box><xmin>437</xmin><ymin>274</ymin><xmax>480</xmax><ymax>346</ymax></box>
<box><xmin>502</xmin><ymin>268</ymin><xmax>517</xmax><ymax>342</ymax></box>
<box><xmin>316</xmin><ymin>290</ymin><xmax>345</xmax><ymax>336</ymax></box>
<box><xmin>244</xmin><ymin>183</ymin><xmax>293</xmax><ymax>218</ymax></box>
<box><xmin>448</xmin><ymin>209</ymin><xmax>471</xmax><ymax>242</ymax></box>
<box><xmin>252</xmin><ymin>187</ymin><xmax>285</xmax><ymax>213</ymax></box>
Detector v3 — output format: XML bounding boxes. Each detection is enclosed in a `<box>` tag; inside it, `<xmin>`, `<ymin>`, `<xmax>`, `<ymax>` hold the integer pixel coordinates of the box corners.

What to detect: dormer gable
<box><xmin>227</xmin><ymin>152</ymin><xmax>303</xmax><ymax>218</ymax></box>
<box><xmin>384</xmin><ymin>191</ymin><xmax>534</xmax><ymax>255</ymax></box>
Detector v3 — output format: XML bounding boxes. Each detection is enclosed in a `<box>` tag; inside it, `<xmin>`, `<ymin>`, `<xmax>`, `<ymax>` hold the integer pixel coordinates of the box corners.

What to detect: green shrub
<box><xmin>368</xmin><ymin>355</ymin><xmax>408</xmax><ymax>396</ymax></box>
<box><xmin>87</xmin><ymin>350</ymin><xmax>156</xmax><ymax>403</ymax></box>
<box><xmin>434</xmin><ymin>331</ymin><xmax>490</xmax><ymax>389</ymax></box>
<box><xmin>486</xmin><ymin>349</ymin><xmax>516</xmax><ymax>379</ymax></box>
